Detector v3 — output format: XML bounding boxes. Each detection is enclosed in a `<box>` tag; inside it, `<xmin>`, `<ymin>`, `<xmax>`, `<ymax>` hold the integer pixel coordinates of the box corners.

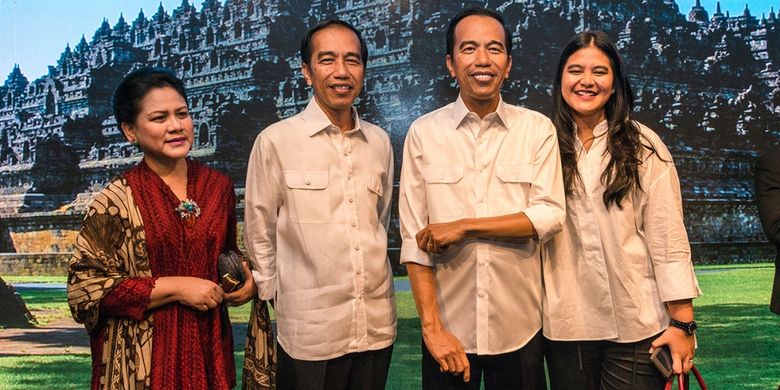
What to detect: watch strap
<box><xmin>669</xmin><ymin>319</ymin><xmax>697</xmax><ymax>335</ymax></box>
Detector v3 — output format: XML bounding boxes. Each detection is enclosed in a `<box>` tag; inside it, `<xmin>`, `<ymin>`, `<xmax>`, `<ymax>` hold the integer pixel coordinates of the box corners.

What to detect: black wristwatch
<box><xmin>669</xmin><ymin>319</ymin><xmax>698</xmax><ymax>335</ymax></box>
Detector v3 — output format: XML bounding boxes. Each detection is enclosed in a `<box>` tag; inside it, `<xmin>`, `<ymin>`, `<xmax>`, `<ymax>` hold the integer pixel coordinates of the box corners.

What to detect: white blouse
<box><xmin>543</xmin><ymin>120</ymin><xmax>701</xmax><ymax>342</ymax></box>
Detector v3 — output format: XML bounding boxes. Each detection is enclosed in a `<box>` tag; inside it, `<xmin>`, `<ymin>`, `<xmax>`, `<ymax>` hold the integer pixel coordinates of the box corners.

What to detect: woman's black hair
<box><xmin>551</xmin><ymin>30</ymin><xmax>659</xmax><ymax>209</ymax></box>
<box><xmin>113</xmin><ymin>67</ymin><xmax>187</xmax><ymax>126</ymax></box>
<box><xmin>300</xmin><ymin>20</ymin><xmax>368</xmax><ymax>67</ymax></box>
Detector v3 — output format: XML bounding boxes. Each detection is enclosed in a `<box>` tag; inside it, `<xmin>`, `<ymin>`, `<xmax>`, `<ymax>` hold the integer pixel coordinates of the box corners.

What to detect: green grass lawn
<box><xmin>1</xmin><ymin>266</ymin><xmax>779</xmax><ymax>389</ymax></box>
<box><xmin>693</xmin><ymin>267</ymin><xmax>780</xmax><ymax>389</ymax></box>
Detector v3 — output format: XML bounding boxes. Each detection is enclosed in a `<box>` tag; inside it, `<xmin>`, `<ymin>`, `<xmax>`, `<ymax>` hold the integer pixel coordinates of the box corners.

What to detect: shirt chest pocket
<box><xmin>284</xmin><ymin>170</ymin><xmax>330</xmax><ymax>224</ymax></box>
<box><xmin>496</xmin><ymin>164</ymin><xmax>533</xmax><ymax>184</ymax></box>
<box><xmin>365</xmin><ymin>175</ymin><xmax>384</xmax><ymax>219</ymax></box>
<box><xmin>367</xmin><ymin>175</ymin><xmax>384</xmax><ymax>197</ymax></box>
<box><xmin>496</xmin><ymin>164</ymin><xmax>533</xmax><ymax>209</ymax></box>
<box><xmin>422</xmin><ymin>165</ymin><xmax>465</xmax><ymax>220</ymax></box>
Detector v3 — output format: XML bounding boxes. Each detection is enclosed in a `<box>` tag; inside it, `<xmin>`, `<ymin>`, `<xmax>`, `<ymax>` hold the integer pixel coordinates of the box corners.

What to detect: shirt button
<box><xmin>359</xmin><ymin>293</ymin><xmax>364</xmax><ymax>300</ymax></box>
<box><xmin>351</xmin><ymin>222</ymin><xmax>357</xmax><ymax>227</ymax></box>
<box><xmin>347</xmin><ymin>174</ymin><xmax>352</xmax><ymax>180</ymax></box>
<box><xmin>343</xmin><ymin>151</ymin><xmax>349</xmax><ymax>156</ymax></box>
<box><xmin>479</xmin><ymin>261</ymin><xmax>486</xmax><ymax>267</ymax></box>
<box><xmin>354</xmin><ymin>245</ymin><xmax>360</xmax><ymax>251</ymax></box>
<box><xmin>304</xmin><ymin>178</ymin><xmax>311</xmax><ymax>185</ymax></box>
<box><xmin>440</xmin><ymin>175</ymin><xmax>445</xmax><ymax>180</ymax></box>
<box><xmin>349</xmin><ymin>198</ymin><xmax>354</xmax><ymax>203</ymax></box>
<box><xmin>478</xmin><ymin>291</ymin><xmax>486</xmax><ymax>298</ymax></box>
<box><xmin>356</xmin><ymin>269</ymin><xmax>362</xmax><ymax>275</ymax></box>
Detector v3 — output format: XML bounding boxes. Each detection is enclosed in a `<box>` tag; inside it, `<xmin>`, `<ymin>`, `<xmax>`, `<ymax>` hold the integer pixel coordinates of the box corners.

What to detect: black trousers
<box><xmin>421</xmin><ymin>330</ymin><xmax>547</xmax><ymax>390</ymax></box>
<box><xmin>546</xmin><ymin>333</ymin><xmax>667</xmax><ymax>390</ymax></box>
<box><xmin>276</xmin><ymin>343</ymin><xmax>393</xmax><ymax>390</ymax></box>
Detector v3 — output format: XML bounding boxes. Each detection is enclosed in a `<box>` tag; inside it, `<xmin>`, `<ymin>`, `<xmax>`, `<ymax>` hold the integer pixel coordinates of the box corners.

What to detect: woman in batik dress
<box><xmin>67</xmin><ymin>67</ymin><xmax>274</xmax><ymax>389</ymax></box>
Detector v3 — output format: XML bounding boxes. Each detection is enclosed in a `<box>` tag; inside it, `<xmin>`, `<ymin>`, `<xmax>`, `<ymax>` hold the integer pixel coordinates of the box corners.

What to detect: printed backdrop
<box><xmin>0</xmin><ymin>0</ymin><xmax>778</xmax><ymax>270</ymax></box>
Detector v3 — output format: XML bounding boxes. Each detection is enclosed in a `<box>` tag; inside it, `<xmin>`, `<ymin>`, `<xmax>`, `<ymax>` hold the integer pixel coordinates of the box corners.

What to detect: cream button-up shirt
<box><xmin>543</xmin><ymin>120</ymin><xmax>701</xmax><ymax>342</ymax></box>
<box><xmin>244</xmin><ymin>98</ymin><xmax>396</xmax><ymax>360</ymax></box>
<box><xmin>399</xmin><ymin>96</ymin><xmax>565</xmax><ymax>355</ymax></box>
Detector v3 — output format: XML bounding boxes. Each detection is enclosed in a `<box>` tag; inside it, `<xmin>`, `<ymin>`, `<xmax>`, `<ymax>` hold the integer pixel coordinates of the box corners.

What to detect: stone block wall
<box><xmin>0</xmin><ymin>253</ymin><xmax>70</xmax><ymax>276</ymax></box>
<box><xmin>9</xmin><ymin>230</ymin><xmax>79</xmax><ymax>253</ymax></box>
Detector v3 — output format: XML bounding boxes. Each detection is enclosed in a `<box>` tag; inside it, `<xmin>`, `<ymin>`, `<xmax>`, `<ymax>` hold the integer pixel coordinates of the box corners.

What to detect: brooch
<box><xmin>175</xmin><ymin>198</ymin><xmax>201</xmax><ymax>227</ymax></box>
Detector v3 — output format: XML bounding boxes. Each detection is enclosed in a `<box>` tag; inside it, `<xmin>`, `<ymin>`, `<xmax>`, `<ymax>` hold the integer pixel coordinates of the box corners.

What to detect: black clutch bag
<box><xmin>218</xmin><ymin>250</ymin><xmax>246</xmax><ymax>292</ymax></box>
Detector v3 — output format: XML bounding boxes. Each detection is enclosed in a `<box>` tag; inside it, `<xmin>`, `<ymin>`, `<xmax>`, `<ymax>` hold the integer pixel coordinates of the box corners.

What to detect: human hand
<box><xmin>416</xmin><ymin>220</ymin><xmax>468</xmax><ymax>254</ymax></box>
<box><xmin>224</xmin><ymin>262</ymin><xmax>257</xmax><ymax>306</ymax></box>
<box><xmin>650</xmin><ymin>326</ymin><xmax>695</xmax><ymax>374</ymax></box>
<box><xmin>422</xmin><ymin>326</ymin><xmax>471</xmax><ymax>382</ymax></box>
<box><xmin>175</xmin><ymin>277</ymin><xmax>225</xmax><ymax>311</ymax></box>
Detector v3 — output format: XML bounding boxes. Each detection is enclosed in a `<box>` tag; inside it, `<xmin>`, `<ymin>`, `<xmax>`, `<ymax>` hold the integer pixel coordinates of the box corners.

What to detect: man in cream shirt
<box><xmin>399</xmin><ymin>7</ymin><xmax>565</xmax><ymax>390</ymax></box>
<box><xmin>244</xmin><ymin>20</ymin><xmax>395</xmax><ymax>390</ymax></box>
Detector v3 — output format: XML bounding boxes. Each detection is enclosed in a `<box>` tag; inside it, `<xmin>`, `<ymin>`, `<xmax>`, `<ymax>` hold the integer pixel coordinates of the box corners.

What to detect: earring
<box><xmin>129</xmin><ymin>139</ymin><xmax>138</xmax><ymax>146</ymax></box>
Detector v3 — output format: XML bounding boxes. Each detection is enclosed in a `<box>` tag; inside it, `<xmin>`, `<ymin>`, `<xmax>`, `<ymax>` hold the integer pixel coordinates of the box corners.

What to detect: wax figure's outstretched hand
<box><xmin>416</xmin><ymin>220</ymin><xmax>468</xmax><ymax>254</ymax></box>
<box><xmin>423</xmin><ymin>325</ymin><xmax>471</xmax><ymax>382</ymax></box>
<box><xmin>224</xmin><ymin>261</ymin><xmax>258</xmax><ymax>306</ymax></box>
<box><xmin>416</xmin><ymin>213</ymin><xmax>539</xmax><ymax>254</ymax></box>
<box><xmin>149</xmin><ymin>276</ymin><xmax>225</xmax><ymax>312</ymax></box>
<box><xmin>650</xmin><ymin>299</ymin><xmax>696</xmax><ymax>375</ymax></box>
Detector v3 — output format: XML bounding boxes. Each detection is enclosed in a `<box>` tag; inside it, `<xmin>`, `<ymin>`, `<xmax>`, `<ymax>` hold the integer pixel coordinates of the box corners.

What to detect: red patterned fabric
<box><xmin>124</xmin><ymin>159</ymin><xmax>237</xmax><ymax>389</ymax></box>
<box><xmin>88</xmin><ymin>328</ymin><xmax>106</xmax><ymax>390</ymax></box>
<box><xmin>100</xmin><ymin>277</ymin><xmax>157</xmax><ymax>321</ymax></box>
<box><xmin>92</xmin><ymin>277</ymin><xmax>156</xmax><ymax>389</ymax></box>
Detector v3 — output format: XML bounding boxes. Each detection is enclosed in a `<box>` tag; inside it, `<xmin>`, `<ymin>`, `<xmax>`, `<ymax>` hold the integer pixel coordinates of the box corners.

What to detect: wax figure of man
<box><xmin>756</xmin><ymin>146</ymin><xmax>780</xmax><ymax>315</ymax></box>
<box><xmin>244</xmin><ymin>20</ymin><xmax>395</xmax><ymax>390</ymax></box>
<box><xmin>398</xmin><ymin>7</ymin><xmax>565</xmax><ymax>390</ymax></box>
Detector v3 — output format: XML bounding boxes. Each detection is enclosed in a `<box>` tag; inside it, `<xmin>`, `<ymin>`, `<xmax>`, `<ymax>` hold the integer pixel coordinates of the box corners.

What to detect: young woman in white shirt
<box><xmin>543</xmin><ymin>30</ymin><xmax>702</xmax><ymax>390</ymax></box>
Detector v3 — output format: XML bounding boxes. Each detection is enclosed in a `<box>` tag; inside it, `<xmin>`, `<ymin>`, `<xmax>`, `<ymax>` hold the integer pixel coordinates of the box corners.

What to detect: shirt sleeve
<box><xmin>244</xmin><ymin>133</ymin><xmax>283</xmax><ymax>301</ymax></box>
<box><xmin>378</xmin><ymin>134</ymin><xmax>394</xmax><ymax>231</ymax></box>
<box><xmin>642</xmin><ymin>145</ymin><xmax>702</xmax><ymax>302</ymax></box>
<box><xmin>398</xmin><ymin>125</ymin><xmax>433</xmax><ymax>266</ymax></box>
<box><xmin>521</xmin><ymin>120</ymin><xmax>566</xmax><ymax>243</ymax></box>
<box><xmin>100</xmin><ymin>277</ymin><xmax>157</xmax><ymax>320</ymax></box>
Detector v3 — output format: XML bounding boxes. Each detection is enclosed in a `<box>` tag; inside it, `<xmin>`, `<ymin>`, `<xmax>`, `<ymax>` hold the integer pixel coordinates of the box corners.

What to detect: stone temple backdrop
<box><xmin>1</xmin><ymin>0</ymin><xmax>778</xmax><ymax>275</ymax></box>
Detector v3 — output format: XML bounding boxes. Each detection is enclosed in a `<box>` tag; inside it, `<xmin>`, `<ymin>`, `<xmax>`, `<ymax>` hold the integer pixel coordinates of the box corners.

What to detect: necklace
<box><xmin>175</xmin><ymin>198</ymin><xmax>201</xmax><ymax>227</ymax></box>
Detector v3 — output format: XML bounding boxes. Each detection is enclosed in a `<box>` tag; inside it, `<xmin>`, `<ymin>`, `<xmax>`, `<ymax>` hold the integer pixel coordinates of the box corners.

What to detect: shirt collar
<box><xmin>592</xmin><ymin>119</ymin><xmax>609</xmax><ymax>137</ymax></box>
<box><xmin>301</xmin><ymin>98</ymin><xmax>362</xmax><ymax>137</ymax></box>
<box><xmin>452</xmin><ymin>94</ymin><xmax>509</xmax><ymax>130</ymax></box>
<box><xmin>573</xmin><ymin>119</ymin><xmax>609</xmax><ymax>152</ymax></box>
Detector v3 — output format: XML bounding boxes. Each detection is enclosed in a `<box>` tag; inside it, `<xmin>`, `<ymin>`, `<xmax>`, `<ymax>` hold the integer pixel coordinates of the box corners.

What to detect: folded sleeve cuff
<box><xmin>399</xmin><ymin>241</ymin><xmax>433</xmax><ymax>266</ymax></box>
<box><xmin>252</xmin><ymin>269</ymin><xmax>276</xmax><ymax>301</ymax></box>
<box><xmin>523</xmin><ymin>204</ymin><xmax>564</xmax><ymax>243</ymax></box>
<box><xmin>655</xmin><ymin>262</ymin><xmax>702</xmax><ymax>302</ymax></box>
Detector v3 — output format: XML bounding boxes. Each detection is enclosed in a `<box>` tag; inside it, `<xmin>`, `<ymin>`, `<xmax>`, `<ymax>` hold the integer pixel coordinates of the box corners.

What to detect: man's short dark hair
<box><xmin>446</xmin><ymin>7</ymin><xmax>513</xmax><ymax>58</ymax></box>
<box><xmin>300</xmin><ymin>20</ymin><xmax>369</xmax><ymax>67</ymax></box>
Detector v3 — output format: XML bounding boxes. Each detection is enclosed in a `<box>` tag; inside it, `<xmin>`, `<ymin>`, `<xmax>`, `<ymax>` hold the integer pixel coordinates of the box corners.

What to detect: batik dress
<box><xmin>68</xmin><ymin>159</ymin><xmax>272</xmax><ymax>389</ymax></box>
